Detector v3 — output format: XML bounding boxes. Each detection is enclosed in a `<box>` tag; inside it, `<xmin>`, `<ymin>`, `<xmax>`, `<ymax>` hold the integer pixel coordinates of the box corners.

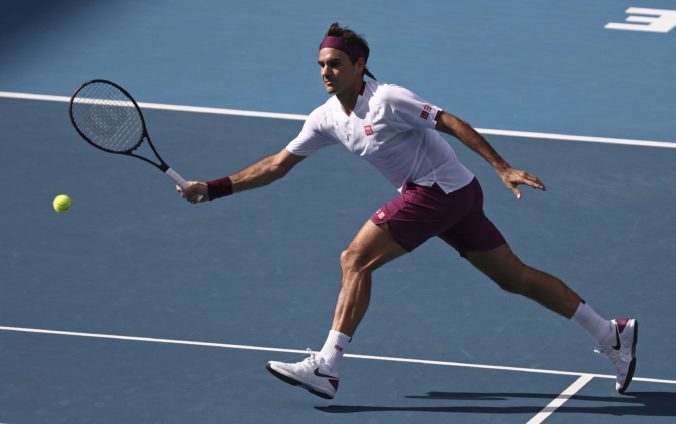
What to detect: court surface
<box><xmin>1</xmin><ymin>1</ymin><xmax>675</xmax><ymax>423</ymax></box>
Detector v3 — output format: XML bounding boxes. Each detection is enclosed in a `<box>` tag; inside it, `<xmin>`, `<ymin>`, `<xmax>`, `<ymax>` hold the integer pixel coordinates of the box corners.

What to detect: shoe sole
<box><xmin>617</xmin><ymin>320</ymin><xmax>638</xmax><ymax>394</ymax></box>
<box><xmin>265</xmin><ymin>363</ymin><xmax>335</xmax><ymax>400</ymax></box>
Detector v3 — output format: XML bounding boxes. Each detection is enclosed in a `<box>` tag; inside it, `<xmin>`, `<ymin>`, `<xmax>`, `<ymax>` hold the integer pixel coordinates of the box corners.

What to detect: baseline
<box><xmin>1</xmin><ymin>91</ymin><xmax>675</xmax><ymax>149</ymax></box>
<box><xmin>2</xmin><ymin>325</ymin><xmax>675</xmax><ymax>386</ymax></box>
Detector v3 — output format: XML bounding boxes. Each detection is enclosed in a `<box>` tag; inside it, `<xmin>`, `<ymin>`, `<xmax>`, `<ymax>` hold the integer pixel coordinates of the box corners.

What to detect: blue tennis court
<box><xmin>1</xmin><ymin>1</ymin><xmax>675</xmax><ymax>423</ymax></box>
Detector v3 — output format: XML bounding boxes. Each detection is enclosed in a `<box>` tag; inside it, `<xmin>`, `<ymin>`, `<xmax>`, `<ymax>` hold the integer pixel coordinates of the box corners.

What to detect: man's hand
<box><xmin>496</xmin><ymin>166</ymin><xmax>546</xmax><ymax>199</ymax></box>
<box><xmin>176</xmin><ymin>181</ymin><xmax>209</xmax><ymax>204</ymax></box>
<box><xmin>435</xmin><ymin>112</ymin><xmax>546</xmax><ymax>199</ymax></box>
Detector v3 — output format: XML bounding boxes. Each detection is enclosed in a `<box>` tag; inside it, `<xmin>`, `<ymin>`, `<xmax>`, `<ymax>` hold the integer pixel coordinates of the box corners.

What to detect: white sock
<box><xmin>571</xmin><ymin>301</ymin><xmax>613</xmax><ymax>345</ymax></box>
<box><xmin>318</xmin><ymin>330</ymin><xmax>351</xmax><ymax>373</ymax></box>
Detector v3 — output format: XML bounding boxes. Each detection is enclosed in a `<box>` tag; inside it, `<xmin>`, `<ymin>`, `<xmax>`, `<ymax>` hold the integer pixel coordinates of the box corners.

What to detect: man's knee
<box><xmin>493</xmin><ymin>272</ymin><xmax>523</xmax><ymax>293</ymax></box>
<box><xmin>340</xmin><ymin>246</ymin><xmax>373</xmax><ymax>274</ymax></box>
<box><xmin>492</xmin><ymin>259</ymin><xmax>532</xmax><ymax>294</ymax></box>
<box><xmin>339</xmin><ymin>221</ymin><xmax>407</xmax><ymax>276</ymax></box>
<box><xmin>469</xmin><ymin>248</ymin><xmax>528</xmax><ymax>294</ymax></box>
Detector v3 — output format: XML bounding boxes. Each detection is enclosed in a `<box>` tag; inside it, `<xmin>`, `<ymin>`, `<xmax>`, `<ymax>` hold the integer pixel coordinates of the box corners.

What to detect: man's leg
<box><xmin>266</xmin><ymin>220</ymin><xmax>406</xmax><ymax>399</ymax></box>
<box><xmin>465</xmin><ymin>243</ymin><xmax>638</xmax><ymax>393</ymax></box>
<box><xmin>332</xmin><ymin>220</ymin><xmax>408</xmax><ymax>336</ymax></box>
<box><xmin>464</xmin><ymin>244</ymin><xmax>581</xmax><ymax>317</ymax></box>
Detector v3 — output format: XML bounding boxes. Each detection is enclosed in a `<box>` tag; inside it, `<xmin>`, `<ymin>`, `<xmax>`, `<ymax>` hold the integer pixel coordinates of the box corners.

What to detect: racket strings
<box><xmin>71</xmin><ymin>82</ymin><xmax>144</xmax><ymax>152</ymax></box>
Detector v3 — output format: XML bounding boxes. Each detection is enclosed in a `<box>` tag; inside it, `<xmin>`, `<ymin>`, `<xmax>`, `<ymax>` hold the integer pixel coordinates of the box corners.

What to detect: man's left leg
<box><xmin>465</xmin><ymin>244</ymin><xmax>581</xmax><ymax>317</ymax></box>
<box><xmin>465</xmin><ymin>244</ymin><xmax>638</xmax><ymax>393</ymax></box>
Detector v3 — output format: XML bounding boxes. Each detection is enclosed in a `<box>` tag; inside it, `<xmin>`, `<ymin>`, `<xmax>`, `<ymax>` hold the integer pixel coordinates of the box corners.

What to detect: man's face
<box><xmin>318</xmin><ymin>48</ymin><xmax>364</xmax><ymax>95</ymax></box>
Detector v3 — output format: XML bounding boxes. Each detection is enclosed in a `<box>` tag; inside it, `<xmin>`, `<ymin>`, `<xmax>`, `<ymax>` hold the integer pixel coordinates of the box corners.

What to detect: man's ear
<box><xmin>356</xmin><ymin>56</ymin><xmax>366</xmax><ymax>74</ymax></box>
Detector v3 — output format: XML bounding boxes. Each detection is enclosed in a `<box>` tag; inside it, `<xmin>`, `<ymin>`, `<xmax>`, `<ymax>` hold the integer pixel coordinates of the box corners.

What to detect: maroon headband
<box><xmin>320</xmin><ymin>36</ymin><xmax>367</xmax><ymax>60</ymax></box>
<box><xmin>319</xmin><ymin>35</ymin><xmax>376</xmax><ymax>80</ymax></box>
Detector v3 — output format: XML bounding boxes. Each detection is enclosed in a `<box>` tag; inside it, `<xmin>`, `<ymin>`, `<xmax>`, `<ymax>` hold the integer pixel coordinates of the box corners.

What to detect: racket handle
<box><xmin>165</xmin><ymin>168</ymin><xmax>204</xmax><ymax>202</ymax></box>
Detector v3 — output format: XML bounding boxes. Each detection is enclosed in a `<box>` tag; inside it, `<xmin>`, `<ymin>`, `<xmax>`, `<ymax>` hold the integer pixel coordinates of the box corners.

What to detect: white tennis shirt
<box><xmin>286</xmin><ymin>81</ymin><xmax>475</xmax><ymax>193</ymax></box>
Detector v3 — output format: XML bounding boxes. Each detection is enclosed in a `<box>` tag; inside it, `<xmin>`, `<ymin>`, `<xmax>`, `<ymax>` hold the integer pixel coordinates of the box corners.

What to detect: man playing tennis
<box><xmin>178</xmin><ymin>23</ymin><xmax>638</xmax><ymax>399</ymax></box>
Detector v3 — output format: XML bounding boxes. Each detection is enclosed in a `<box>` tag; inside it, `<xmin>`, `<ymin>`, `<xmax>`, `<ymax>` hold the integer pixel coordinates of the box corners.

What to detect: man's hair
<box><xmin>325</xmin><ymin>22</ymin><xmax>370</xmax><ymax>65</ymax></box>
<box><xmin>325</xmin><ymin>22</ymin><xmax>375</xmax><ymax>79</ymax></box>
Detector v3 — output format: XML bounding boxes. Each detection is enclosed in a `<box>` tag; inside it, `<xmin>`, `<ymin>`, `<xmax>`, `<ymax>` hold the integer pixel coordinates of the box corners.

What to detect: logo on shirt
<box><xmin>376</xmin><ymin>209</ymin><xmax>386</xmax><ymax>220</ymax></box>
<box><xmin>364</xmin><ymin>124</ymin><xmax>374</xmax><ymax>136</ymax></box>
<box><xmin>420</xmin><ymin>104</ymin><xmax>432</xmax><ymax>120</ymax></box>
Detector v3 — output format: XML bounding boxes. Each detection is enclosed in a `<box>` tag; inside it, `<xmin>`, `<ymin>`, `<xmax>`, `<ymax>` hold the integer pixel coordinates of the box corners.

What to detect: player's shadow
<box><xmin>316</xmin><ymin>391</ymin><xmax>676</xmax><ymax>417</ymax></box>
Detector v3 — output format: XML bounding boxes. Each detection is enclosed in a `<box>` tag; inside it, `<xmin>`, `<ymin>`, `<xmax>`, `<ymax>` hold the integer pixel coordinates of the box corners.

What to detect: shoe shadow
<box><xmin>315</xmin><ymin>391</ymin><xmax>676</xmax><ymax>417</ymax></box>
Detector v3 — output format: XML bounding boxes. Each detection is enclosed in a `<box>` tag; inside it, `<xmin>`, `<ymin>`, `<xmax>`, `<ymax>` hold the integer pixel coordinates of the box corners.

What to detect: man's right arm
<box><xmin>178</xmin><ymin>148</ymin><xmax>305</xmax><ymax>203</ymax></box>
<box><xmin>230</xmin><ymin>148</ymin><xmax>305</xmax><ymax>192</ymax></box>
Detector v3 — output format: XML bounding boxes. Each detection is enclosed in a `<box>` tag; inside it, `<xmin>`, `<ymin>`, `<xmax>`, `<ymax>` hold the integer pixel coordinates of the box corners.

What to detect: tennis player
<box><xmin>178</xmin><ymin>23</ymin><xmax>638</xmax><ymax>399</ymax></box>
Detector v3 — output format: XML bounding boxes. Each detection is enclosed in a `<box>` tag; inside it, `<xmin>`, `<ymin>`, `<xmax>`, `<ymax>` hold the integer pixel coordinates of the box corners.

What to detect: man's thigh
<box><xmin>344</xmin><ymin>220</ymin><xmax>408</xmax><ymax>270</ymax></box>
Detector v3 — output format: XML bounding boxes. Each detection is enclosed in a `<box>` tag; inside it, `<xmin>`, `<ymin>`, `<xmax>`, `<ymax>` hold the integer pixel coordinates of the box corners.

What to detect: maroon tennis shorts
<box><xmin>370</xmin><ymin>178</ymin><xmax>506</xmax><ymax>256</ymax></box>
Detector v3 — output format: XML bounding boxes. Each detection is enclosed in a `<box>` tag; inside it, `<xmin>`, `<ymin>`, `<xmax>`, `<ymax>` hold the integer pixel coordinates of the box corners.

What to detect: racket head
<box><xmin>69</xmin><ymin>80</ymin><xmax>147</xmax><ymax>154</ymax></box>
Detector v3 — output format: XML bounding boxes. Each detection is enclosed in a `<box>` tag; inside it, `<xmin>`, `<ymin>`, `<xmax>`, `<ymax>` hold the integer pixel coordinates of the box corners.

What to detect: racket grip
<box><xmin>165</xmin><ymin>168</ymin><xmax>204</xmax><ymax>202</ymax></box>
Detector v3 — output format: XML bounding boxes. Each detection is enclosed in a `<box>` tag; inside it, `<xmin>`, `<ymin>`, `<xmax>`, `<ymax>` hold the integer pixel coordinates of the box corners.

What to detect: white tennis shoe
<box><xmin>594</xmin><ymin>318</ymin><xmax>638</xmax><ymax>393</ymax></box>
<box><xmin>266</xmin><ymin>349</ymin><xmax>339</xmax><ymax>399</ymax></box>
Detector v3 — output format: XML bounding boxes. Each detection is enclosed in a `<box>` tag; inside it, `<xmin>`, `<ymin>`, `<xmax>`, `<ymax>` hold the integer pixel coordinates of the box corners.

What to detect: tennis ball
<box><xmin>53</xmin><ymin>194</ymin><xmax>72</xmax><ymax>213</ymax></box>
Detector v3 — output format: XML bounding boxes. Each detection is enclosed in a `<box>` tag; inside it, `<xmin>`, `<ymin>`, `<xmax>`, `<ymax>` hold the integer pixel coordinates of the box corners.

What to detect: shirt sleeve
<box><xmin>381</xmin><ymin>84</ymin><xmax>443</xmax><ymax>132</ymax></box>
<box><xmin>285</xmin><ymin>107</ymin><xmax>337</xmax><ymax>156</ymax></box>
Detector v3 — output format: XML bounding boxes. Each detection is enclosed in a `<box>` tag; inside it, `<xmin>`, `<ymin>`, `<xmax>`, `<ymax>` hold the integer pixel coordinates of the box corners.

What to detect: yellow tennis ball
<box><xmin>53</xmin><ymin>194</ymin><xmax>72</xmax><ymax>213</ymax></box>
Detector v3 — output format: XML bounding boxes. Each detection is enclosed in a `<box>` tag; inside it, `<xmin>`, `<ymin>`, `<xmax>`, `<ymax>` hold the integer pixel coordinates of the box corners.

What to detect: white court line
<box><xmin>1</xmin><ymin>90</ymin><xmax>675</xmax><ymax>149</ymax></box>
<box><xmin>0</xmin><ymin>91</ymin><xmax>307</xmax><ymax>121</ymax></box>
<box><xmin>526</xmin><ymin>374</ymin><xmax>594</xmax><ymax>424</ymax></box>
<box><xmin>2</xmin><ymin>325</ymin><xmax>676</xmax><ymax>386</ymax></box>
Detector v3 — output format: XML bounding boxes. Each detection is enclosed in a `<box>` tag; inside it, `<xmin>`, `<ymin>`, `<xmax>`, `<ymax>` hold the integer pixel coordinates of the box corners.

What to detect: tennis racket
<box><xmin>69</xmin><ymin>79</ymin><xmax>201</xmax><ymax>200</ymax></box>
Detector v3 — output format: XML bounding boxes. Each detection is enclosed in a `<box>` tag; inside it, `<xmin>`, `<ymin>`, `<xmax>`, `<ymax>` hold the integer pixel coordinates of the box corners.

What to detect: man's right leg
<box><xmin>266</xmin><ymin>220</ymin><xmax>407</xmax><ymax>399</ymax></box>
<box><xmin>331</xmin><ymin>219</ymin><xmax>408</xmax><ymax>336</ymax></box>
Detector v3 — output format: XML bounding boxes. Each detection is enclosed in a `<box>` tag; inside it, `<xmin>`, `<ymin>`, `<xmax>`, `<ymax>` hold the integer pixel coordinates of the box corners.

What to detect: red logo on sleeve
<box><xmin>364</xmin><ymin>125</ymin><xmax>374</xmax><ymax>136</ymax></box>
<box><xmin>420</xmin><ymin>104</ymin><xmax>432</xmax><ymax>120</ymax></box>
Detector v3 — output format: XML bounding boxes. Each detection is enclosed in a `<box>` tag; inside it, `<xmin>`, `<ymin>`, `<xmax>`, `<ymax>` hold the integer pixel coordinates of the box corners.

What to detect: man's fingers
<box><xmin>502</xmin><ymin>169</ymin><xmax>546</xmax><ymax>198</ymax></box>
<box><xmin>177</xmin><ymin>183</ymin><xmax>198</xmax><ymax>201</ymax></box>
<box><xmin>176</xmin><ymin>181</ymin><xmax>209</xmax><ymax>204</ymax></box>
<box><xmin>520</xmin><ymin>173</ymin><xmax>546</xmax><ymax>191</ymax></box>
<box><xmin>179</xmin><ymin>187</ymin><xmax>192</xmax><ymax>199</ymax></box>
<box><xmin>512</xmin><ymin>186</ymin><xmax>522</xmax><ymax>200</ymax></box>
<box><xmin>526</xmin><ymin>177</ymin><xmax>546</xmax><ymax>190</ymax></box>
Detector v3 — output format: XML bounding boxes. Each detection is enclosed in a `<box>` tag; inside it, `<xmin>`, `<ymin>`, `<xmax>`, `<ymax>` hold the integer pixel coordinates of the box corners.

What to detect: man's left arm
<box><xmin>435</xmin><ymin>111</ymin><xmax>545</xmax><ymax>199</ymax></box>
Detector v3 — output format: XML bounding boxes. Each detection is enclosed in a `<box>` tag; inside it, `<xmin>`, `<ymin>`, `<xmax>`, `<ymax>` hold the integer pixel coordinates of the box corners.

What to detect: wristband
<box><xmin>206</xmin><ymin>176</ymin><xmax>233</xmax><ymax>200</ymax></box>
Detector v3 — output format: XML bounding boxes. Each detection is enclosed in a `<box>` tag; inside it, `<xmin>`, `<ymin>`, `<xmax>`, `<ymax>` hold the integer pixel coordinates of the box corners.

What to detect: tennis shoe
<box><xmin>594</xmin><ymin>318</ymin><xmax>638</xmax><ymax>394</ymax></box>
<box><xmin>266</xmin><ymin>349</ymin><xmax>339</xmax><ymax>399</ymax></box>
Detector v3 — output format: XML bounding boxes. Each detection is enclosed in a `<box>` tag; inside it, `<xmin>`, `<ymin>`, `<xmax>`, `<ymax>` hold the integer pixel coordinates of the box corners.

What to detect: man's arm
<box><xmin>229</xmin><ymin>148</ymin><xmax>305</xmax><ymax>192</ymax></box>
<box><xmin>178</xmin><ymin>148</ymin><xmax>305</xmax><ymax>203</ymax></box>
<box><xmin>435</xmin><ymin>111</ymin><xmax>545</xmax><ymax>199</ymax></box>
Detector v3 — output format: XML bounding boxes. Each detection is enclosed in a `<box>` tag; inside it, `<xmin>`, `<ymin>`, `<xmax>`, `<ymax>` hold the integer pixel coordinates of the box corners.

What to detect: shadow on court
<box><xmin>0</xmin><ymin>0</ymin><xmax>89</xmax><ymax>39</ymax></box>
<box><xmin>316</xmin><ymin>391</ymin><xmax>676</xmax><ymax>417</ymax></box>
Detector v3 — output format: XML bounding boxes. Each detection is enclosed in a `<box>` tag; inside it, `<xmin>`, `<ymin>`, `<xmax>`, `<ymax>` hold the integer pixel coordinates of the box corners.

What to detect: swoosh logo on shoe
<box><xmin>612</xmin><ymin>326</ymin><xmax>621</xmax><ymax>350</ymax></box>
<box><xmin>314</xmin><ymin>368</ymin><xmax>339</xmax><ymax>391</ymax></box>
<box><xmin>314</xmin><ymin>368</ymin><xmax>338</xmax><ymax>379</ymax></box>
